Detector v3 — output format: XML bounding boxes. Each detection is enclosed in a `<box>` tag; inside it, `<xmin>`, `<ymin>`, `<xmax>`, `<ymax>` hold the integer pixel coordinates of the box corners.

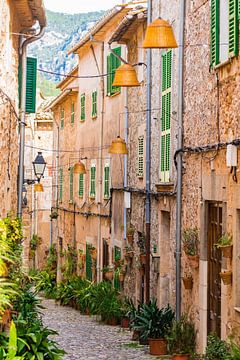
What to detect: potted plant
<box><xmin>102</xmin><ymin>266</ymin><xmax>114</xmax><ymax>281</ymax></box>
<box><xmin>205</xmin><ymin>333</ymin><xmax>231</xmax><ymax>359</ymax></box>
<box><xmin>132</xmin><ymin>299</ymin><xmax>174</xmax><ymax>355</ymax></box>
<box><xmin>167</xmin><ymin>316</ymin><xmax>196</xmax><ymax>359</ymax></box>
<box><xmin>220</xmin><ymin>270</ymin><xmax>232</xmax><ymax>285</ymax></box>
<box><xmin>124</xmin><ymin>246</ymin><xmax>134</xmax><ymax>261</ymax></box>
<box><xmin>127</xmin><ymin>226</ymin><xmax>135</xmax><ymax>245</ymax></box>
<box><xmin>182</xmin><ymin>228</ymin><xmax>199</xmax><ymax>268</ymax></box>
<box><xmin>182</xmin><ymin>272</ymin><xmax>193</xmax><ymax>290</ymax></box>
<box><xmin>88</xmin><ymin>245</ymin><xmax>97</xmax><ymax>260</ymax></box>
<box><xmin>140</xmin><ymin>252</ymin><xmax>146</xmax><ymax>265</ymax></box>
<box><xmin>49</xmin><ymin>211</ymin><xmax>58</xmax><ymax>220</ymax></box>
<box><xmin>120</xmin><ymin>297</ymin><xmax>135</xmax><ymax>329</ymax></box>
<box><xmin>216</xmin><ymin>233</ymin><xmax>233</xmax><ymax>258</ymax></box>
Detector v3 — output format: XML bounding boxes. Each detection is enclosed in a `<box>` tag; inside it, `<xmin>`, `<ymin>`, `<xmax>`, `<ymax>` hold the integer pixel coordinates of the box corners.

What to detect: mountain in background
<box><xmin>29</xmin><ymin>9</ymin><xmax>105</xmax><ymax>96</ymax></box>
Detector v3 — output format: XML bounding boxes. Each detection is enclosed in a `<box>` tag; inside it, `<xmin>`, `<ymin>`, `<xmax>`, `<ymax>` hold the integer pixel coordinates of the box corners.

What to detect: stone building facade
<box><xmin>49</xmin><ymin>5</ymin><xmax>136</xmax><ymax>283</ymax></box>
<box><xmin>181</xmin><ymin>0</ymin><xmax>240</xmax><ymax>351</ymax></box>
<box><xmin>0</xmin><ymin>0</ymin><xmax>45</xmax><ymax>218</ymax></box>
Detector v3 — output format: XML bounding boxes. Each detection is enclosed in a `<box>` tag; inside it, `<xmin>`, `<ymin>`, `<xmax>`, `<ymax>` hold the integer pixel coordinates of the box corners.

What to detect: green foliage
<box><xmin>182</xmin><ymin>227</ymin><xmax>199</xmax><ymax>256</ymax></box>
<box><xmin>230</xmin><ymin>342</ymin><xmax>240</xmax><ymax>359</ymax></box>
<box><xmin>205</xmin><ymin>333</ymin><xmax>231</xmax><ymax>359</ymax></box>
<box><xmin>62</xmin><ymin>245</ymin><xmax>77</xmax><ymax>278</ymax></box>
<box><xmin>55</xmin><ymin>276</ymin><xmax>90</xmax><ymax>306</ymax></box>
<box><xmin>131</xmin><ymin>299</ymin><xmax>174</xmax><ymax>340</ymax></box>
<box><xmin>35</xmin><ymin>270</ymin><xmax>57</xmax><ymax>299</ymax></box>
<box><xmin>216</xmin><ymin>233</ymin><xmax>232</xmax><ymax>248</ymax></box>
<box><xmin>30</xmin><ymin>234</ymin><xmax>41</xmax><ymax>251</ymax></box>
<box><xmin>167</xmin><ymin>315</ymin><xmax>196</xmax><ymax>355</ymax></box>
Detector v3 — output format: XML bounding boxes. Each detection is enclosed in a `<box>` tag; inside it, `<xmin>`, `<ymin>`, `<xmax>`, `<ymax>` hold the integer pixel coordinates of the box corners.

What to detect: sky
<box><xmin>44</xmin><ymin>0</ymin><xmax>123</xmax><ymax>14</ymax></box>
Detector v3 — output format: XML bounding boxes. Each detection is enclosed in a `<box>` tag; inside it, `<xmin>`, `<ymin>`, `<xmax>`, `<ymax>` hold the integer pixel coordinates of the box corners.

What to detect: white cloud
<box><xmin>44</xmin><ymin>0</ymin><xmax>123</xmax><ymax>14</ymax></box>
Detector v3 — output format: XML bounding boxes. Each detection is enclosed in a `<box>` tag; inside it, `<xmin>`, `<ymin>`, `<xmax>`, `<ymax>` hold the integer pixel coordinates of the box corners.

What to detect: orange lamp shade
<box><xmin>143</xmin><ymin>18</ymin><xmax>178</xmax><ymax>49</ymax></box>
<box><xmin>73</xmin><ymin>161</ymin><xmax>86</xmax><ymax>174</ymax></box>
<box><xmin>112</xmin><ymin>64</ymin><xmax>140</xmax><ymax>87</ymax></box>
<box><xmin>34</xmin><ymin>183</ymin><xmax>43</xmax><ymax>192</ymax></box>
<box><xmin>109</xmin><ymin>136</ymin><xmax>128</xmax><ymax>155</ymax></box>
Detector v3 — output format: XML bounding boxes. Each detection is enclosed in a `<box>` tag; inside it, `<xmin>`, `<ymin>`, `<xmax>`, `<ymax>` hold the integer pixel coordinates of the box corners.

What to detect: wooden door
<box><xmin>208</xmin><ymin>203</ymin><xmax>222</xmax><ymax>336</ymax></box>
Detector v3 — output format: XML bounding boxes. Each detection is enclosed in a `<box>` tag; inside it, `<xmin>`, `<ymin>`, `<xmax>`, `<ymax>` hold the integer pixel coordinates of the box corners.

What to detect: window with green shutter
<box><xmin>71</xmin><ymin>102</ymin><xmax>75</xmax><ymax>124</ymax></box>
<box><xmin>19</xmin><ymin>57</ymin><xmax>37</xmax><ymax>114</ymax></box>
<box><xmin>80</xmin><ymin>93</ymin><xmax>85</xmax><ymax>121</ymax></box>
<box><xmin>92</xmin><ymin>91</ymin><xmax>97</xmax><ymax>118</ymax></box>
<box><xmin>104</xmin><ymin>165</ymin><xmax>110</xmax><ymax>199</ymax></box>
<box><xmin>114</xmin><ymin>246</ymin><xmax>121</xmax><ymax>290</ymax></box>
<box><xmin>210</xmin><ymin>0</ymin><xmax>238</xmax><ymax>67</ymax></box>
<box><xmin>60</xmin><ymin>108</ymin><xmax>64</xmax><ymax>129</ymax></box>
<box><xmin>86</xmin><ymin>244</ymin><xmax>92</xmax><ymax>281</ymax></box>
<box><xmin>79</xmin><ymin>173</ymin><xmax>84</xmax><ymax>198</ymax></box>
<box><xmin>59</xmin><ymin>168</ymin><xmax>63</xmax><ymax>202</ymax></box>
<box><xmin>138</xmin><ymin>136</ymin><xmax>144</xmax><ymax>178</ymax></box>
<box><xmin>160</xmin><ymin>50</ymin><xmax>172</xmax><ymax>183</ymax></box>
<box><xmin>69</xmin><ymin>167</ymin><xmax>73</xmax><ymax>203</ymax></box>
<box><xmin>107</xmin><ymin>47</ymin><xmax>121</xmax><ymax>96</ymax></box>
<box><xmin>90</xmin><ymin>165</ymin><xmax>96</xmax><ymax>198</ymax></box>
<box><xmin>238</xmin><ymin>0</ymin><xmax>240</xmax><ymax>19</ymax></box>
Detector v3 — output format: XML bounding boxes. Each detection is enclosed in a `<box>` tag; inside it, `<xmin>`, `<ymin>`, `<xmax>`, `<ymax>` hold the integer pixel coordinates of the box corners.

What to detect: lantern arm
<box><xmin>132</xmin><ymin>62</ymin><xmax>147</xmax><ymax>68</ymax></box>
<box><xmin>108</xmin><ymin>44</ymin><xmax>128</xmax><ymax>65</ymax></box>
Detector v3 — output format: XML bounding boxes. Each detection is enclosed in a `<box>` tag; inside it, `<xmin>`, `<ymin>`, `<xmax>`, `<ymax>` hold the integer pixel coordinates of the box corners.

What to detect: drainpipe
<box><xmin>51</xmin><ymin>117</ymin><xmax>60</xmax><ymax>247</ymax></box>
<box><xmin>123</xmin><ymin>91</ymin><xmax>129</xmax><ymax>241</ymax></box>
<box><xmin>145</xmin><ymin>0</ymin><xmax>152</xmax><ymax>304</ymax></box>
<box><xmin>175</xmin><ymin>0</ymin><xmax>186</xmax><ymax>321</ymax></box>
<box><xmin>17</xmin><ymin>25</ymin><xmax>46</xmax><ymax>218</ymax></box>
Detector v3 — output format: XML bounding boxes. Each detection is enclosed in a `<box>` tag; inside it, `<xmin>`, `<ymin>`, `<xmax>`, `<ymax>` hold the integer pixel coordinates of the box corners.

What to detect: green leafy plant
<box><xmin>132</xmin><ymin>299</ymin><xmax>174</xmax><ymax>340</ymax></box>
<box><xmin>167</xmin><ymin>315</ymin><xmax>196</xmax><ymax>355</ymax></box>
<box><xmin>216</xmin><ymin>233</ymin><xmax>232</xmax><ymax>248</ymax></box>
<box><xmin>205</xmin><ymin>333</ymin><xmax>231</xmax><ymax>359</ymax></box>
<box><xmin>182</xmin><ymin>227</ymin><xmax>199</xmax><ymax>256</ymax></box>
<box><xmin>29</xmin><ymin>234</ymin><xmax>42</xmax><ymax>251</ymax></box>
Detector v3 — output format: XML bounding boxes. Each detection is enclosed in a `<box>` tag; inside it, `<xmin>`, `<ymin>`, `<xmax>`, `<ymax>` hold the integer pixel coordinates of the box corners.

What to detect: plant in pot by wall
<box><xmin>49</xmin><ymin>210</ymin><xmax>58</xmax><ymax>220</ymax></box>
<box><xmin>132</xmin><ymin>299</ymin><xmax>174</xmax><ymax>355</ymax></box>
<box><xmin>167</xmin><ymin>315</ymin><xmax>196</xmax><ymax>360</ymax></box>
<box><xmin>88</xmin><ymin>244</ymin><xmax>97</xmax><ymax>260</ymax></box>
<box><xmin>182</xmin><ymin>272</ymin><xmax>193</xmax><ymax>290</ymax></box>
<box><xmin>205</xmin><ymin>333</ymin><xmax>231</xmax><ymax>359</ymax></box>
<box><xmin>102</xmin><ymin>266</ymin><xmax>114</xmax><ymax>281</ymax></box>
<box><xmin>120</xmin><ymin>297</ymin><xmax>135</xmax><ymax>328</ymax></box>
<box><xmin>219</xmin><ymin>270</ymin><xmax>232</xmax><ymax>285</ymax></box>
<box><xmin>124</xmin><ymin>246</ymin><xmax>134</xmax><ymax>261</ymax></box>
<box><xmin>137</xmin><ymin>232</ymin><xmax>146</xmax><ymax>255</ymax></box>
<box><xmin>114</xmin><ymin>265</ymin><xmax>125</xmax><ymax>282</ymax></box>
<box><xmin>182</xmin><ymin>228</ymin><xmax>199</xmax><ymax>269</ymax></box>
<box><xmin>127</xmin><ymin>226</ymin><xmax>135</xmax><ymax>245</ymax></box>
<box><xmin>216</xmin><ymin>233</ymin><xmax>233</xmax><ymax>258</ymax></box>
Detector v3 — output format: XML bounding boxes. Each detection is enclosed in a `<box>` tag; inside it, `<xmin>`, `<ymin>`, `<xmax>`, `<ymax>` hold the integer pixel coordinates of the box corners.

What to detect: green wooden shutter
<box><xmin>114</xmin><ymin>246</ymin><xmax>121</xmax><ymax>290</ymax></box>
<box><xmin>80</xmin><ymin>93</ymin><xmax>85</xmax><ymax>121</ymax></box>
<box><xmin>90</xmin><ymin>166</ymin><xmax>96</xmax><ymax>198</ymax></box>
<box><xmin>111</xmin><ymin>47</ymin><xmax>121</xmax><ymax>95</ymax></box>
<box><xmin>229</xmin><ymin>0</ymin><xmax>238</xmax><ymax>57</ymax></box>
<box><xmin>238</xmin><ymin>0</ymin><xmax>240</xmax><ymax>19</ymax></box>
<box><xmin>71</xmin><ymin>102</ymin><xmax>75</xmax><ymax>124</ymax></box>
<box><xmin>160</xmin><ymin>50</ymin><xmax>172</xmax><ymax>183</ymax></box>
<box><xmin>138</xmin><ymin>136</ymin><xmax>144</xmax><ymax>178</ymax></box>
<box><xmin>104</xmin><ymin>165</ymin><xmax>110</xmax><ymax>199</ymax></box>
<box><xmin>19</xmin><ymin>57</ymin><xmax>37</xmax><ymax>113</ymax></box>
<box><xmin>107</xmin><ymin>55</ymin><xmax>112</xmax><ymax>96</ymax></box>
<box><xmin>69</xmin><ymin>167</ymin><xmax>73</xmax><ymax>202</ymax></box>
<box><xmin>210</xmin><ymin>0</ymin><xmax>220</xmax><ymax>68</ymax></box>
<box><xmin>79</xmin><ymin>173</ymin><xmax>84</xmax><ymax>198</ymax></box>
<box><xmin>59</xmin><ymin>168</ymin><xmax>63</xmax><ymax>202</ymax></box>
<box><xmin>92</xmin><ymin>91</ymin><xmax>97</xmax><ymax>117</ymax></box>
<box><xmin>60</xmin><ymin>108</ymin><xmax>64</xmax><ymax>129</ymax></box>
<box><xmin>86</xmin><ymin>244</ymin><xmax>92</xmax><ymax>281</ymax></box>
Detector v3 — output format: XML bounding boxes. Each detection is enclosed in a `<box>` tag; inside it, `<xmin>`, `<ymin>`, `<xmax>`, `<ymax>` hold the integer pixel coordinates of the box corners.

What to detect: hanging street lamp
<box><xmin>34</xmin><ymin>183</ymin><xmax>44</xmax><ymax>192</ymax></box>
<box><xmin>143</xmin><ymin>18</ymin><xmax>178</xmax><ymax>49</ymax></box>
<box><xmin>73</xmin><ymin>161</ymin><xmax>86</xmax><ymax>174</ymax></box>
<box><xmin>112</xmin><ymin>64</ymin><xmax>140</xmax><ymax>87</ymax></box>
<box><xmin>109</xmin><ymin>136</ymin><xmax>128</xmax><ymax>155</ymax></box>
<box><xmin>33</xmin><ymin>152</ymin><xmax>47</xmax><ymax>181</ymax></box>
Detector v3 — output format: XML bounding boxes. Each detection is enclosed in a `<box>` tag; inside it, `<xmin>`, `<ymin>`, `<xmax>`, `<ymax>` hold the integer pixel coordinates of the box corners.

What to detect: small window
<box><xmin>71</xmin><ymin>102</ymin><xmax>75</xmax><ymax>124</ymax></box>
<box><xmin>107</xmin><ymin>47</ymin><xmax>121</xmax><ymax>96</ymax></box>
<box><xmin>69</xmin><ymin>167</ymin><xmax>73</xmax><ymax>203</ymax></box>
<box><xmin>80</xmin><ymin>93</ymin><xmax>85</xmax><ymax>121</ymax></box>
<box><xmin>79</xmin><ymin>173</ymin><xmax>84</xmax><ymax>198</ymax></box>
<box><xmin>92</xmin><ymin>91</ymin><xmax>97</xmax><ymax>118</ymax></box>
<box><xmin>60</xmin><ymin>108</ymin><xmax>64</xmax><ymax>129</ymax></box>
<box><xmin>104</xmin><ymin>165</ymin><xmax>110</xmax><ymax>199</ymax></box>
<box><xmin>138</xmin><ymin>136</ymin><xmax>144</xmax><ymax>178</ymax></box>
<box><xmin>90</xmin><ymin>165</ymin><xmax>96</xmax><ymax>198</ymax></box>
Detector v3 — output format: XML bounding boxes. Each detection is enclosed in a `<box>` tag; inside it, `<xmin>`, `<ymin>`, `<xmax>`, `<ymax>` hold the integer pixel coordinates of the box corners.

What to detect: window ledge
<box><xmin>92</xmin><ymin>115</ymin><xmax>97</xmax><ymax>120</ymax></box>
<box><xmin>156</xmin><ymin>182</ymin><xmax>174</xmax><ymax>193</ymax></box>
<box><xmin>69</xmin><ymin>200</ymin><xmax>73</xmax><ymax>204</ymax></box>
<box><xmin>107</xmin><ymin>91</ymin><xmax>120</xmax><ymax>98</ymax></box>
<box><xmin>214</xmin><ymin>58</ymin><xmax>232</xmax><ymax>70</ymax></box>
<box><xmin>234</xmin><ymin>307</ymin><xmax>240</xmax><ymax>313</ymax></box>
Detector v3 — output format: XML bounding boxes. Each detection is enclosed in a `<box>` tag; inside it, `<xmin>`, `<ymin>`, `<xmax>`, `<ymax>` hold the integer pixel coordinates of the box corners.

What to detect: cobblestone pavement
<box><xmin>42</xmin><ymin>299</ymin><xmax>169</xmax><ymax>360</ymax></box>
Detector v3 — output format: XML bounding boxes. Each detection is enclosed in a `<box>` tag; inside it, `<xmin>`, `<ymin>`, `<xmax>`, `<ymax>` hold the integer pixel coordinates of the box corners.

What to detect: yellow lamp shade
<box><xmin>143</xmin><ymin>18</ymin><xmax>178</xmax><ymax>49</ymax></box>
<box><xmin>34</xmin><ymin>183</ymin><xmax>43</xmax><ymax>192</ymax></box>
<box><xmin>112</xmin><ymin>64</ymin><xmax>140</xmax><ymax>87</ymax></box>
<box><xmin>109</xmin><ymin>136</ymin><xmax>128</xmax><ymax>155</ymax></box>
<box><xmin>73</xmin><ymin>161</ymin><xmax>86</xmax><ymax>174</ymax></box>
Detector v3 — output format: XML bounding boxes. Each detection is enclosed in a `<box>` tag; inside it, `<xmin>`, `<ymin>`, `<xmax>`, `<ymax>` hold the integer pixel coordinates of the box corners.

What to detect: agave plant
<box><xmin>132</xmin><ymin>299</ymin><xmax>174</xmax><ymax>340</ymax></box>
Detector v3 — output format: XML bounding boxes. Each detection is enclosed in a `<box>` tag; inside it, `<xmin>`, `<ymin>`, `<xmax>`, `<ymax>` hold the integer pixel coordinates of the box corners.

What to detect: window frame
<box><xmin>92</xmin><ymin>90</ymin><xmax>97</xmax><ymax>118</ymax></box>
<box><xmin>104</xmin><ymin>164</ymin><xmax>110</xmax><ymax>199</ymax></box>
<box><xmin>90</xmin><ymin>165</ymin><xmax>96</xmax><ymax>198</ymax></box>
<box><xmin>80</xmin><ymin>93</ymin><xmax>85</xmax><ymax>121</ymax></box>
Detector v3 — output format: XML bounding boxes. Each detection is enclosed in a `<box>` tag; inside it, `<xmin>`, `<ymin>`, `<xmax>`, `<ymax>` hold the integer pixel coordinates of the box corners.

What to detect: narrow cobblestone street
<box><xmin>42</xmin><ymin>299</ymin><xmax>166</xmax><ymax>360</ymax></box>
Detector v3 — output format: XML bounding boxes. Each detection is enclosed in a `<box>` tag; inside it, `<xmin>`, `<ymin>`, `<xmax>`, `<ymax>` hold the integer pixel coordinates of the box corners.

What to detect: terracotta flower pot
<box><xmin>127</xmin><ymin>234</ymin><xmax>134</xmax><ymax>245</ymax></box>
<box><xmin>148</xmin><ymin>338</ymin><xmax>168</xmax><ymax>356</ymax></box>
<box><xmin>105</xmin><ymin>271</ymin><xmax>114</xmax><ymax>281</ymax></box>
<box><xmin>119</xmin><ymin>273</ymin><xmax>125</xmax><ymax>282</ymax></box>
<box><xmin>172</xmin><ymin>355</ymin><xmax>190</xmax><ymax>360</ymax></box>
<box><xmin>121</xmin><ymin>317</ymin><xmax>130</xmax><ymax>328</ymax></box>
<box><xmin>220</xmin><ymin>245</ymin><xmax>232</xmax><ymax>258</ymax></box>
<box><xmin>140</xmin><ymin>254</ymin><xmax>146</xmax><ymax>265</ymax></box>
<box><xmin>107</xmin><ymin>317</ymin><xmax>118</xmax><ymax>326</ymax></box>
<box><xmin>220</xmin><ymin>270</ymin><xmax>232</xmax><ymax>285</ymax></box>
<box><xmin>182</xmin><ymin>277</ymin><xmax>193</xmax><ymax>290</ymax></box>
<box><xmin>132</xmin><ymin>330</ymin><xmax>140</xmax><ymax>341</ymax></box>
<box><xmin>90</xmin><ymin>250</ymin><xmax>97</xmax><ymax>260</ymax></box>
<box><xmin>187</xmin><ymin>254</ymin><xmax>199</xmax><ymax>269</ymax></box>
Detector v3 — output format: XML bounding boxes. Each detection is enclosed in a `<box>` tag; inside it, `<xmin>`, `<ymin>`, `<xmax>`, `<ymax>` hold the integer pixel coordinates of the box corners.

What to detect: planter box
<box><xmin>182</xmin><ymin>277</ymin><xmax>193</xmax><ymax>290</ymax></box>
<box><xmin>148</xmin><ymin>338</ymin><xmax>168</xmax><ymax>356</ymax></box>
<box><xmin>187</xmin><ymin>255</ymin><xmax>199</xmax><ymax>269</ymax></box>
<box><xmin>219</xmin><ymin>245</ymin><xmax>232</xmax><ymax>258</ymax></box>
<box><xmin>220</xmin><ymin>271</ymin><xmax>232</xmax><ymax>285</ymax></box>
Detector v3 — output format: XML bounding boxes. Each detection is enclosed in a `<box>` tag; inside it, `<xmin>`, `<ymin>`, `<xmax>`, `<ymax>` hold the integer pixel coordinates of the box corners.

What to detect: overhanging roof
<box><xmin>13</xmin><ymin>0</ymin><xmax>46</xmax><ymax>28</ymax></box>
<box><xmin>46</xmin><ymin>88</ymin><xmax>78</xmax><ymax>111</ymax></box>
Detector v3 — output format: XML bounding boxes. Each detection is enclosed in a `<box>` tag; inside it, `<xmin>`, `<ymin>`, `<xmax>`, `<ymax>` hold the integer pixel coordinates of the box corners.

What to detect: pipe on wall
<box><xmin>175</xmin><ymin>0</ymin><xmax>186</xmax><ymax>321</ymax></box>
<box><xmin>17</xmin><ymin>25</ymin><xmax>46</xmax><ymax>218</ymax></box>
